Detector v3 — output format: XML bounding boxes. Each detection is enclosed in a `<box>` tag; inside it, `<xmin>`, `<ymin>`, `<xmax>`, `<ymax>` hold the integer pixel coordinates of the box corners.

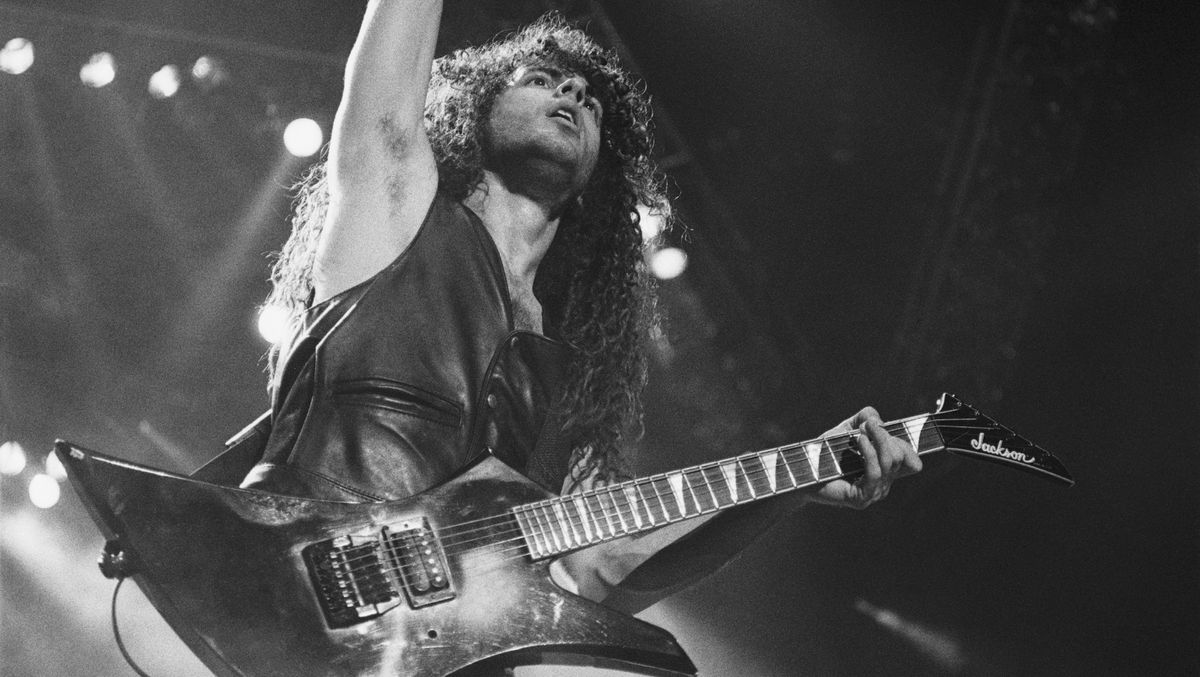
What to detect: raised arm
<box><xmin>314</xmin><ymin>0</ymin><xmax>443</xmax><ymax>303</ymax></box>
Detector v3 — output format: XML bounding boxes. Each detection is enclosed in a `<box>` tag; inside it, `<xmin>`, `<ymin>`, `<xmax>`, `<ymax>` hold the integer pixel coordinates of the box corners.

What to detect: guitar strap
<box><xmin>522</xmin><ymin>404</ymin><xmax>571</xmax><ymax>494</ymax></box>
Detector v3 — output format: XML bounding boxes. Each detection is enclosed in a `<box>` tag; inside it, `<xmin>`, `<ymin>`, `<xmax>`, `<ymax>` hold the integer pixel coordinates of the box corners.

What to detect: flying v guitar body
<box><xmin>58</xmin><ymin>443</ymin><xmax>696</xmax><ymax>677</ymax></box>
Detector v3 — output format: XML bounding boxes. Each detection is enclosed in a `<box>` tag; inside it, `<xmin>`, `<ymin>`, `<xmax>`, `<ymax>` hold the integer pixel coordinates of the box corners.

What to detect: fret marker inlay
<box><xmin>903</xmin><ymin>416</ymin><xmax>928</xmax><ymax>451</ymax></box>
<box><xmin>761</xmin><ymin>451</ymin><xmax>778</xmax><ymax>492</ymax></box>
<box><xmin>720</xmin><ymin>462</ymin><xmax>739</xmax><ymax>502</ymax></box>
<box><xmin>804</xmin><ymin>442</ymin><xmax>823</xmax><ymax>478</ymax></box>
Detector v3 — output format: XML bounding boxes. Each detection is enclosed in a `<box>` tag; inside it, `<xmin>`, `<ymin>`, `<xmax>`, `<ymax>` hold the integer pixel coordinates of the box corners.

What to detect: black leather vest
<box><xmin>241</xmin><ymin>193</ymin><xmax>573</xmax><ymax>502</ymax></box>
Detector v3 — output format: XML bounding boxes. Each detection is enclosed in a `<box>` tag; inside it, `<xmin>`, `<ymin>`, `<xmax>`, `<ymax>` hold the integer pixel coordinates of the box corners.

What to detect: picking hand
<box><xmin>808</xmin><ymin>406</ymin><xmax>922</xmax><ymax>509</ymax></box>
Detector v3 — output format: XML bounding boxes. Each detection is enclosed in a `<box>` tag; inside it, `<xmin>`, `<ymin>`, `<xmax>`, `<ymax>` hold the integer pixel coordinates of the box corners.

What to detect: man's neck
<box><xmin>464</xmin><ymin>170</ymin><xmax>565</xmax><ymax>288</ymax></box>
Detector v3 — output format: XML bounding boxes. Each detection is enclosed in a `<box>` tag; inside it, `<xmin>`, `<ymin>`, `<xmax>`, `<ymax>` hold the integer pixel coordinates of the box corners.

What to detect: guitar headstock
<box><xmin>931</xmin><ymin>393</ymin><xmax>1075</xmax><ymax>486</ymax></box>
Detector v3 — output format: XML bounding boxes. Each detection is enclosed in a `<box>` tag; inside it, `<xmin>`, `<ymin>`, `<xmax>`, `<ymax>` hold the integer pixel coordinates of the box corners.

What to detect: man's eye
<box><xmin>530</xmin><ymin>76</ymin><xmax>548</xmax><ymax>86</ymax></box>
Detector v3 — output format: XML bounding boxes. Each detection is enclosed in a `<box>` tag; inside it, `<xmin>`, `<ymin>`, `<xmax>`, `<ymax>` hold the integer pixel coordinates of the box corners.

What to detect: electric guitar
<box><xmin>58</xmin><ymin>393</ymin><xmax>1073</xmax><ymax>677</ymax></box>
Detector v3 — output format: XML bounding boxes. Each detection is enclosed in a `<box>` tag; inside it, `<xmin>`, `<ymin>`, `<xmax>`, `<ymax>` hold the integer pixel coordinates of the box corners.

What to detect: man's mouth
<box><xmin>550</xmin><ymin>108</ymin><xmax>576</xmax><ymax>126</ymax></box>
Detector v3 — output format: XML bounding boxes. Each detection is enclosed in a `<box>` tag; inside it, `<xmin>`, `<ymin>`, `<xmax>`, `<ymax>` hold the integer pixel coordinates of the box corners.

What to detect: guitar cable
<box><xmin>111</xmin><ymin>577</ymin><xmax>154</xmax><ymax>677</ymax></box>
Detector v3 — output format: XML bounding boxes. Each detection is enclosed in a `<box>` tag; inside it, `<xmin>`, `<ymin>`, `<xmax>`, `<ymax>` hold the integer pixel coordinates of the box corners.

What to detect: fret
<box><xmin>733</xmin><ymin>459</ymin><xmax>756</xmax><ymax>499</ymax></box>
<box><xmin>779</xmin><ymin>447</ymin><xmax>800</xmax><ymax>487</ymax></box>
<box><xmin>802</xmin><ymin>442</ymin><xmax>823</xmax><ymax>481</ymax></box>
<box><xmin>718</xmin><ymin>461</ymin><xmax>740</xmax><ymax>503</ymax></box>
<box><xmin>528</xmin><ymin>507</ymin><xmax>553</xmax><ymax>557</ymax></box>
<box><xmin>742</xmin><ymin>456</ymin><xmax>775</xmax><ymax>498</ymax></box>
<box><xmin>633</xmin><ymin>480</ymin><xmax>662</xmax><ymax>523</ymax></box>
<box><xmin>571</xmin><ymin>496</ymin><xmax>594</xmax><ymax>543</ymax></box>
<box><xmin>566</xmin><ymin>496</ymin><xmax>592</xmax><ymax>544</ymax></box>
<box><xmin>902</xmin><ymin>416</ymin><xmax>930</xmax><ymax>453</ymax></box>
<box><xmin>649</xmin><ymin>477</ymin><xmax>679</xmax><ymax>521</ymax></box>
<box><xmin>624</xmin><ymin>485</ymin><xmax>647</xmax><ymax>528</ymax></box>
<box><xmin>513</xmin><ymin>507</ymin><xmax>541</xmax><ymax>557</ymax></box>
<box><xmin>537</xmin><ymin>504</ymin><xmax>564</xmax><ymax>553</ymax></box>
<box><xmin>551</xmin><ymin>501</ymin><xmax>577</xmax><ymax>548</ymax></box>
<box><xmin>759</xmin><ymin>450</ymin><xmax>779</xmax><ymax>493</ymax></box>
<box><xmin>673</xmin><ymin>470</ymin><xmax>700</xmax><ymax>516</ymax></box>
<box><xmin>702</xmin><ymin>464</ymin><xmax>733</xmax><ymax>506</ymax></box>
<box><xmin>818</xmin><ymin>437</ymin><xmax>841</xmax><ymax>479</ymax></box>
<box><xmin>584</xmin><ymin>492</ymin><xmax>611</xmax><ymax>538</ymax></box>
<box><xmin>608</xmin><ymin>487</ymin><xmax>632</xmax><ymax>532</ymax></box>
<box><xmin>685</xmin><ymin>468</ymin><xmax>715</xmax><ymax>512</ymax></box>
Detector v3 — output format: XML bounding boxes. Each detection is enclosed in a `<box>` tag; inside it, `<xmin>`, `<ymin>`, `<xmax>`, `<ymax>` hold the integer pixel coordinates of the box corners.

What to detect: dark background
<box><xmin>1</xmin><ymin>1</ymin><xmax>1195</xmax><ymax>675</ymax></box>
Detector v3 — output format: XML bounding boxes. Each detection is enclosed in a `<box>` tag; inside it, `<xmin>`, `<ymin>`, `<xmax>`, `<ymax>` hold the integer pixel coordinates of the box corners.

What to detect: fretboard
<box><xmin>512</xmin><ymin>414</ymin><xmax>945</xmax><ymax>560</ymax></box>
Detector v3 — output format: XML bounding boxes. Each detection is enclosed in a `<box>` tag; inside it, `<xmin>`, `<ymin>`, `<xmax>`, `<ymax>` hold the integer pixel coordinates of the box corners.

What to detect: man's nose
<box><xmin>556</xmin><ymin>76</ymin><xmax>587</xmax><ymax>103</ymax></box>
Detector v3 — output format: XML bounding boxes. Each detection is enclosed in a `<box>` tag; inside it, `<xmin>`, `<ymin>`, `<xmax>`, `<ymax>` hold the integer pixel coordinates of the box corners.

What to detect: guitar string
<box><xmin>330</xmin><ymin>418</ymin><xmax>989</xmax><ymax>582</ymax></box>
<box><xmin>329</xmin><ymin>415</ymin><xmax>949</xmax><ymax>572</ymax></box>
<box><xmin>331</xmin><ymin>412</ymin><xmax>984</xmax><ymax>566</ymax></box>
<box><xmin>339</xmin><ymin>422</ymin><xmax>1002</xmax><ymax>597</ymax></box>
<box><xmin>333</xmin><ymin>419</ymin><xmax>990</xmax><ymax>583</ymax></box>
<box><xmin>340</xmin><ymin>430</ymin><xmax>985</xmax><ymax>594</ymax></box>
<box><xmin>348</xmin><ymin>414</ymin><xmax>974</xmax><ymax>550</ymax></box>
<box><xmin>330</xmin><ymin>417</ymin><xmax>987</xmax><ymax>578</ymax></box>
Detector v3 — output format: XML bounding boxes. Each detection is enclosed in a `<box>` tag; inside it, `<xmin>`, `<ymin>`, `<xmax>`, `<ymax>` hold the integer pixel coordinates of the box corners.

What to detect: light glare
<box><xmin>636</xmin><ymin>203</ymin><xmax>666</xmax><ymax>243</ymax></box>
<box><xmin>45</xmin><ymin>450</ymin><xmax>67</xmax><ymax>481</ymax></box>
<box><xmin>148</xmin><ymin>64</ymin><xmax>181</xmax><ymax>99</ymax></box>
<box><xmin>650</xmin><ymin>247</ymin><xmax>688</xmax><ymax>280</ymax></box>
<box><xmin>0</xmin><ymin>441</ymin><xmax>27</xmax><ymax>476</ymax></box>
<box><xmin>80</xmin><ymin>52</ymin><xmax>116</xmax><ymax>88</ymax></box>
<box><xmin>279</xmin><ymin>118</ymin><xmax>321</xmax><ymax>158</ymax></box>
<box><xmin>29</xmin><ymin>473</ymin><xmax>61</xmax><ymax>509</ymax></box>
<box><xmin>257</xmin><ymin>305</ymin><xmax>291</xmax><ymax>344</ymax></box>
<box><xmin>0</xmin><ymin>38</ymin><xmax>34</xmax><ymax>75</ymax></box>
<box><xmin>283</xmin><ymin>118</ymin><xmax>324</xmax><ymax>158</ymax></box>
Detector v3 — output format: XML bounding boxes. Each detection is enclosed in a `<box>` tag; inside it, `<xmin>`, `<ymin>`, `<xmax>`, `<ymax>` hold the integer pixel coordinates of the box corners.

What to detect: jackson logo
<box><xmin>969</xmin><ymin>432</ymin><xmax>1035</xmax><ymax>464</ymax></box>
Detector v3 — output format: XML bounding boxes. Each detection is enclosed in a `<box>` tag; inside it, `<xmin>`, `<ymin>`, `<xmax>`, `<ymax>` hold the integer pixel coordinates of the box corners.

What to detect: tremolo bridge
<box><xmin>303</xmin><ymin>517</ymin><xmax>455</xmax><ymax>628</ymax></box>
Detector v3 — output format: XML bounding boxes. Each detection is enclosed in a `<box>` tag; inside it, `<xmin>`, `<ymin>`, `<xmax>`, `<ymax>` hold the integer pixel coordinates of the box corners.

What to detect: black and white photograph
<box><xmin>1</xmin><ymin>1</ymin><xmax>1195</xmax><ymax>675</ymax></box>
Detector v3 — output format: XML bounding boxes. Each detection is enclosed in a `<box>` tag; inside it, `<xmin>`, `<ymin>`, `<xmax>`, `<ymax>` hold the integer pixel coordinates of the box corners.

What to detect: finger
<box><xmin>848</xmin><ymin>406</ymin><xmax>881</xmax><ymax>430</ymax></box>
<box><xmin>814</xmin><ymin>479</ymin><xmax>871</xmax><ymax>510</ymax></box>
<box><xmin>854</xmin><ymin>427</ymin><xmax>883</xmax><ymax>501</ymax></box>
<box><xmin>864</xmin><ymin>418</ymin><xmax>900</xmax><ymax>479</ymax></box>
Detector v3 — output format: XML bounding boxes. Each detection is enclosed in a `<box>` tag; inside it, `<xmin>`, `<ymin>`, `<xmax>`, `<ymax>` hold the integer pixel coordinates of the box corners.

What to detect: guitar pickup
<box><xmin>304</xmin><ymin>533</ymin><xmax>401</xmax><ymax>628</ymax></box>
<box><xmin>382</xmin><ymin>518</ymin><xmax>456</xmax><ymax>609</ymax></box>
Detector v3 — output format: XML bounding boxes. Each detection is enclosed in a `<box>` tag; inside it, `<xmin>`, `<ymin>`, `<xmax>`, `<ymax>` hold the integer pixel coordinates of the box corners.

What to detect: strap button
<box><xmin>486</xmin><ymin>393</ymin><xmax>498</xmax><ymax>408</ymax></box>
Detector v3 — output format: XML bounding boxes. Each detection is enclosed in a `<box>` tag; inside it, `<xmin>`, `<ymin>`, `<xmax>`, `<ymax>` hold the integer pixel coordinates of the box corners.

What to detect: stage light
<box><xmin>28</xmin><ymin>473</ymin><xmax>60</xmax><ymax>509</ymax></box>
<box><xmin>0</xmin><ymin>38</ymin><xmax>34</xmax><ymax>75</ymax></box>
<box><xmin>80</xmin><ymin>52</ymin><xmax>116</xmax><ymax>88</ymax></box>
<box><xmin>191</xmin><ymin>55</ymin><xmax>228</xmax><ymax>88</ymax></box>
<box><xmin>650</xmin><ymin>246</ymin><xmax>688</xmax><ymax>280</ymax></box>
<box><xmin>257</xmin><ymin>305</ymin><xmax>290</xmax><ymax>344</ymax></box>
<box><xmin>45</xmin><ymin>450</ymin><xmax>67</xmax><ymax>481</ymax></box>
<box><xmin>283</xmin><ymin>118</ymin><xmax>323</xmax><ymax>158</ymax></box>
<box><xmin>0</xmin><ymin>441</ymin><xmax>27</xmax><ymax>476</ymax></box>
<box><xmin>148</xmin><ymin>64</ymin><xmax>181</xmax><ymax>99</ymax></box>
<box><xmin>636</xmin><ymin>203</ymin><xmax>665</xmax><ymax>243</ymax></box>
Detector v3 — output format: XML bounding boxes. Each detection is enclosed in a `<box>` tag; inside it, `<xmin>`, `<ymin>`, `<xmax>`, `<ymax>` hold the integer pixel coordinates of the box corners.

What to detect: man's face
<box><xmin>482</xmin><ymin>65</ymin><xmax>604</xmax><ymax>197</ymax></box>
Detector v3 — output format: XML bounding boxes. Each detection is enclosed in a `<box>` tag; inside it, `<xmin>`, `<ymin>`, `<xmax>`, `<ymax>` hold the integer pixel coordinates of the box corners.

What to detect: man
<box><xmin>231</xmin><ymin>0</ymin><xmax>920</xmax><ymax>671</ymax></box>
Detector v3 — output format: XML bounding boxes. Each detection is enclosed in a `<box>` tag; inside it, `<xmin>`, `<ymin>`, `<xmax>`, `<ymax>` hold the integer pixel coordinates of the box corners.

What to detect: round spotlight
<box><xmin>191</xmin><ymin>55</ymin><xmax>228</xmax><ymax>89</ymax></box>
<box><xmin>650</xmin><ymin>247</ymin><xmax>688</xmax><ymax>280</ymax></box>
<box><xmin>0</xmin><ymin>441</ymin><xmax>27</xmax><ymax>476</ymax></box>
<box><xmin>283</xmin><ymin>118</ymin><xmax>323</xmax><ymax>158</ymax></box>
<box><xmin>28</xmin><ymin>473</ymin><xmax>61</xmax><ymax>509</ymax></box>
<box><xmin>0</xmin><ymin>38</ymin><xmax>34</xmax><ymax>75</ymax></box>
<box><xmin>45</xmin><ymin>450</ymin><xmax>67</xmax><ymax>481</ymax></box>
<box><xmin>148</xmin><ymin>64</ymin><xmax>181</xmax><ymax>99</ymax></box>
<box><xmin>80</xmin><ymin>52</ymin><xmax>116</xmax><ymax>88</ymax></box>
<box><xmin>257</xmin><ymin>305</ymin><xmax>291</xmax><ymax>344</ymax></box>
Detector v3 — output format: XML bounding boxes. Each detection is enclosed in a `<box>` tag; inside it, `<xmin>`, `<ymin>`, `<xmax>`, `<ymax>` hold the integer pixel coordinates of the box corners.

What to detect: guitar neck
<box><xmin>512</xmin><ymin>414</ymin><xmax>946</xmax><ymax>560</ymax></box>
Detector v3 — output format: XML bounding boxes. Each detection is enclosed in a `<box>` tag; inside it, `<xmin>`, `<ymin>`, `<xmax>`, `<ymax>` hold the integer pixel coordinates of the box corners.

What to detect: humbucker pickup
<box><xmin>304</xmin><ymin>517</ymin><xmax>455</xmax><ymax>629</ymax></box>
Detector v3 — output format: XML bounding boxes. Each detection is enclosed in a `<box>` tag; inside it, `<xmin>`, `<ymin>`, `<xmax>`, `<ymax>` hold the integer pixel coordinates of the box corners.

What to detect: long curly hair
<box><xmin>266</xmin><ymin>14</ymin><xmax>671</xmax><ymax>486</ymax></box>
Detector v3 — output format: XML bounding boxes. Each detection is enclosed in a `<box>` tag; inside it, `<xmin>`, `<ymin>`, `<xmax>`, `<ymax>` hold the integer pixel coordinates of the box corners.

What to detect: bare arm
<box><xmin>314</xmin><ymin>0</ymin><xmax>443</xmax><ymax>303</ymax></box>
